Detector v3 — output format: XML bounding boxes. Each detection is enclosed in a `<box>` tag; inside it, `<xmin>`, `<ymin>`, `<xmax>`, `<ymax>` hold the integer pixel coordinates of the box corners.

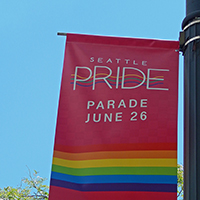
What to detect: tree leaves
<box><xmin>0</xmin><ymin>169</ymin><xmax>48</xmax><ymax>200</ymax></box>
<box><xmin>177</xmin><ymin>164</ymin><xmax>184</xmax><ymax>199</ymax></box>
<box><xmin>0</xmin><ymin>165</ymin><xmax>184</xmax><ymax>199</ymax></box>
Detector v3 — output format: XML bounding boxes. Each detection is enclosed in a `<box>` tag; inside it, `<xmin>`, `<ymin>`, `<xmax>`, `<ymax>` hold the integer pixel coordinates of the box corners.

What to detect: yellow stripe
<box><xmin>53</xmin><ymin>158</ymin><xmax>177</xmax><ymax>168</ymax></box>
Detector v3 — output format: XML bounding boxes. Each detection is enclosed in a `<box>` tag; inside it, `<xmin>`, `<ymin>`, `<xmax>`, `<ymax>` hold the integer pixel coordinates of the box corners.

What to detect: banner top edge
<box><xmin>65</xmin><ymin>33</ymin><xmax>179</xmax><ymax>49</ymax></box>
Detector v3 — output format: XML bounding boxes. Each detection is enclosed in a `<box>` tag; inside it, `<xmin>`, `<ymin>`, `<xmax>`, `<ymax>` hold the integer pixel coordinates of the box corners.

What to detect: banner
<box><xmin>49</xmin><ymin>33</ymin><xmax>179</xmax><ymax>200</ymax></box>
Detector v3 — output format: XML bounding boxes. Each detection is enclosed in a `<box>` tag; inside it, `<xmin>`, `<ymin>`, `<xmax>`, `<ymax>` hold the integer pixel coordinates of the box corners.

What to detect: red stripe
<box><xmin>54</xmin><ymin>143</ymin><xmax>177</xmax><ymax>153</ymax></box>
<box><xmin>49</xmin><ymin>186</ymin><xmax>177</xmax><ymax>200</ymax></box>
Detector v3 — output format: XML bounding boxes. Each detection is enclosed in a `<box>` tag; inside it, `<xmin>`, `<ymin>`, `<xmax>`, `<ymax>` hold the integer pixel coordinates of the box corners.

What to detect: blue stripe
<box><xmin>51</xmin><ymin>171</ymin><xmax>177</xmax><ymax>184</ymax></box>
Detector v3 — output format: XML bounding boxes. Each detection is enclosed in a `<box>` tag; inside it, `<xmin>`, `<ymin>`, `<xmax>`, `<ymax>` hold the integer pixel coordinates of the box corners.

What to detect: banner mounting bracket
<box><xmin>57</xmin><ymin>32</ymin><xmax>67</xmax><ymax>36</ymax></box>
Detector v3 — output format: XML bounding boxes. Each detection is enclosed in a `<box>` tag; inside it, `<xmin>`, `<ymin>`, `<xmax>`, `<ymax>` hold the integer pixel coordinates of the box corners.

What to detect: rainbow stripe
<box><xmin>50</xmin><ymin>143</ymin><xmax>177</xmax><ymax>193</ymax></box>
<box><xmin>71</xmin><ymin>74</ymin><xmax>164</xmax><ymax>88</ymax></box>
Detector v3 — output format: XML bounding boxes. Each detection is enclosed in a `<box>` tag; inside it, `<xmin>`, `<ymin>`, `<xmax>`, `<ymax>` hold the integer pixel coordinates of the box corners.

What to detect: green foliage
<box><xmin>0</xmin><ymin>165</ymin><xmax>184</xmax><ymax>199</ymax></box>
<box><xmin>0</xmin><ymin>169</ymin><xmax>49</xmax><ymax>200</ymax></box>
<box><xmin>177</xmin><ymin>164</ymin><xmax>184</xmax><ymax>199</ymax></box>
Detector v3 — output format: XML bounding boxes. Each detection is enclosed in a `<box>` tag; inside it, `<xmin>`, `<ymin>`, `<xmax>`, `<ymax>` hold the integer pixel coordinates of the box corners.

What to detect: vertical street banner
<box><xmin>49</xmin><ymin>33</ymin><xmax>179</xmax><ymax>200</ymax></box>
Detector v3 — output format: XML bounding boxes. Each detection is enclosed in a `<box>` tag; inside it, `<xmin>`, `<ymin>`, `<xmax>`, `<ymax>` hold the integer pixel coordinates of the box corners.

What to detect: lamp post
<box><xmin>181</xmin><ymin>0</ymin><xmax>200</xmax><ymax>199</ymax></box>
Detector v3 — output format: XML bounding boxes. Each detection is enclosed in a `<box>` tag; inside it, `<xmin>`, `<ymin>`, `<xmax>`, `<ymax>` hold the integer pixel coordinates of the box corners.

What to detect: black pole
<box><xmin>181</xmin><ymin>0</ymin><xmax>200</xmax><ymax>199</ymax></box>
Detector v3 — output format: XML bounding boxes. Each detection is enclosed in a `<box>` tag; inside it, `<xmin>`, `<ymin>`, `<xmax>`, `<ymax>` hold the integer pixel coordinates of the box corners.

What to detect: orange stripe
<box><xmin>53</xmin><ymin>150</ymin><xmax>177</xmax><ymax>161</ymax></box>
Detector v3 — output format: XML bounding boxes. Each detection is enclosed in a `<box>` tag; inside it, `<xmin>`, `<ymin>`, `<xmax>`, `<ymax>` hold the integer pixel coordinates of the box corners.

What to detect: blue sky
<box><xmin>0</xmin><ymin>0</ymin><xmax>185</xmax><ymax>188</ymax></box>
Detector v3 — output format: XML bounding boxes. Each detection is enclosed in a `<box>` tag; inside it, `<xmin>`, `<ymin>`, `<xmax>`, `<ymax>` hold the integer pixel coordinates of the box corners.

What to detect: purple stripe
<box><xmin>50</xmin><ymin>179</ymin><xmax>177</xmax><ymax>193</ymax></box>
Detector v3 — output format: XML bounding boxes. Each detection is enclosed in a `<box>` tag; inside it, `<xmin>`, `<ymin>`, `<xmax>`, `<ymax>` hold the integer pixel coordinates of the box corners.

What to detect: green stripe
<box><xmin>52</xmin><ymin>165</ymin><xmax>177</xmax><ymax>176</ymax></box>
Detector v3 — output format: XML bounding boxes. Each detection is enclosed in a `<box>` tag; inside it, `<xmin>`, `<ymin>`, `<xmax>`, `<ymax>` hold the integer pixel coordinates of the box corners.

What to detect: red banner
<box><xmin>49</xmin><ymin>33</ymin><xmax>179</xmax><ymax>200</ymax></box>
